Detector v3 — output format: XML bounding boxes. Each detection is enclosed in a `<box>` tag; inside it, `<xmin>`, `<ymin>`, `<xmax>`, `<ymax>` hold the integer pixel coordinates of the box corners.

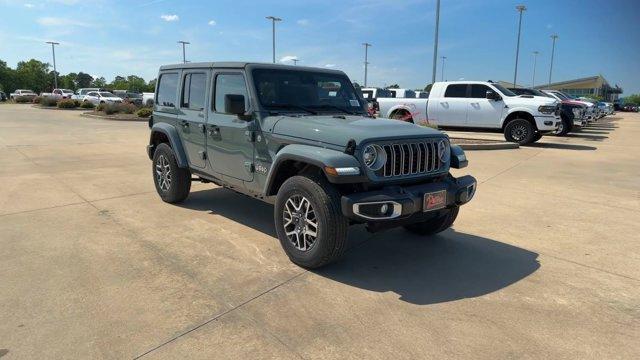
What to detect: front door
<box><xmin>434</xmin><ymin>83</ymin><xmax>468</xmax><ymax>126</ymax></box>
<box><xmin>467</xmin><ymin>84</ymin><xmax>504</xmax><ymax>128</ymax></box>
<box><xmin>206</xmin><ymin>71</ymin><xmax>254</xmax><ymax>182</ymax></box>
<box><xmin>176</xmin><ymin>71</ymin><xmax>209</xmax><ymax>168</ymax></box>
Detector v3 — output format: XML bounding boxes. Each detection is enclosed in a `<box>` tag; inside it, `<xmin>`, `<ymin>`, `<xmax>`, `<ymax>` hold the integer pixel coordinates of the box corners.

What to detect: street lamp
<box><xmin>177</xmin><ymin>41</ymin><xmax>190</xmax><ymax>63</ymax></box>
<box><xmin>431</xmin><ymin>0</ymin><xmax>441</xmax><ymax>84</ymax></box>
<box><xmin>548</xmin><ymin>34</ymin><xmax>559</xmax><ymax>86</ymax></box>
<box><xmin>513</xmin><ymin>4</ymin><xmax>527</xmax><ymax>88</ymax></box>
<box><xmin>531</xmin><ymin>51</ymin><xmax>539</xmax><ymax>87</ymax></box>
<box><xmin>362</xmin><ymin>42</ymin><xmax>372</xmax><ymax>87</ymax></box>
<box><xmin>440</xmin><ymin>56</ymin><xmax>447</xmax><ymax>81</ymax></box>
<box><xmin>266</xmin><ymin>16</ymin><xmax>282</xmax><ymax>63</ymax></box>
<box><xmin>46</xmin><ymin>41</ymin><xmax>59</xmax><ymax>89</ymax></box>
<box><xmin>292</xmin><ymin>59</ymin><xmax>300</xmax><ymax>65</ymax></box>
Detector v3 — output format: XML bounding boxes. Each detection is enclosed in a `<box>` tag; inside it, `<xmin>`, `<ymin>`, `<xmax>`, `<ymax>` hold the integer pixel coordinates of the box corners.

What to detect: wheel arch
<box><xmin>502</xmin><ymin>110</ymin><xmax>537</xmax><ymax>130</ymax></box>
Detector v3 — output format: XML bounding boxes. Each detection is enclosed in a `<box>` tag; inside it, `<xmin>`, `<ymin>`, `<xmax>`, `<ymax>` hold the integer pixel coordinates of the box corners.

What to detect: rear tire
<box><xmin>504</xmin><ymin>118</ymin><xmax>535</xmax><ymax>145</ymax></box>
<box><xmin>152</xmin><ymin>143</ymin><xmax>191</xmax><ymax>203</ymax></box>
<box><xmin>274</xmin><ymin>174</ymin><xmax>348</xmax><ymax>269</ymax></box>
<box><xmin>404</xmin><ymin>206</ymin><xmax>459</xmax><ymax>236</ymax></box>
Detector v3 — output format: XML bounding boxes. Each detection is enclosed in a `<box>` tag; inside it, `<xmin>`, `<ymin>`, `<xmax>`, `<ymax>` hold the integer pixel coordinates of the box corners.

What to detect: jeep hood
<box><xmin>266</xmin><ymin>115</ymin><xmax>444</xmax><ymax>147</ymax></box>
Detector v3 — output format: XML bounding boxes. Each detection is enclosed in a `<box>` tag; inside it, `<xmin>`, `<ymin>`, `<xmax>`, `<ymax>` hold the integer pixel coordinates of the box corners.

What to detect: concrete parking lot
<box><xmin>0</xmin><ymin>104</ymin><xmax>638</xmax><ymax>359</ymax></box>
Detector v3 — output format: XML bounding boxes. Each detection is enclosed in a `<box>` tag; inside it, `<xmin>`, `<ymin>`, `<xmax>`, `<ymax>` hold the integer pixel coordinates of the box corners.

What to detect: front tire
<box><xmin>404</xmin><ymin>206</ymin><xmax>459</xmax><ymax>236</ymax></box>
<box><xmin>152</xmin><ymin>143</ymin><xmax>191</xmax><ymax>203</ymax></box>
<box><xmin>274</xmin><ymin>174</ymin><xmax>348</xmax><ymax>269</ymax></box>
<box><xmin>504</xmin><ymin>118</ymin><xmax>535</xmax><ymax>145</ymax></box>
<box><xmin>555</xmin><ymin>116</ymin><xmax>572</xmax><ymax>136</ymax></box>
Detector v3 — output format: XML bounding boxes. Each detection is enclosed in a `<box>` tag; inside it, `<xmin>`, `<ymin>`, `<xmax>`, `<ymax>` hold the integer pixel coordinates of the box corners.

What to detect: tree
<box><xmin>126</xmin><ymin>75</ymin><xmax>146</xmax><ymax>92</ymax></box>
<box><xmin>386</xmin><ymin>84</ymin><xmax>400</xmax><ymax>89</ymax></box>
<box><xmin>92</xmin><ymin>77</ymin><xmax>106</xmax><ymax>88</ymax></box>
<box><xmin>0</xmin><ymin>60</ymin><xmax>18</xmax><ymax>93</ymax></box>
<box><xmin>76</xmin><ymin>72</ymin><xmax>93</xmax><ymax>88</ymax></box>
<box><xmin>146</xmin><ymin>78</ymin><xmax>157</xmax><ymax>92</ymax></box>
<box><xmin>624</xmin><ymin>94</ymin><xmax>640</xmax><ymax>106</ymax></box>
<box><xmin>423</xmin><ymin>83</ymin><xmax>433</xmax><ymax>92</ymax></box>
<box><xmin>16</xmin><ymin>59</ymin><xmax>50</xmax><ymax>93</ymax></box>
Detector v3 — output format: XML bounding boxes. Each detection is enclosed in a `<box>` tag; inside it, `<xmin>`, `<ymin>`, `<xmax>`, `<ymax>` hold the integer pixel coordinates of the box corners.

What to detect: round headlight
<box><xmin>363</xmin><ymin>144</ymin><xmax>386</xmax><ymax>171</ymax></box>
<box><xmin>438</xmin><ymin>139</ymin><xmax>450</xmax><ymax>163</ymax></box>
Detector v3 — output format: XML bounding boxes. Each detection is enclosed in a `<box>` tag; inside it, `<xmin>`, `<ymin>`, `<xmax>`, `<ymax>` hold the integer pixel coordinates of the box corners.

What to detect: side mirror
<box><xmin>486</xmin><ymin>90</ymin><xmax>501</xmax><ymax>101</ymax></box>
<box><xmin>224</xmin><ymin>94</ymin><xmax>246</xmax><ymax>116</ymax></box>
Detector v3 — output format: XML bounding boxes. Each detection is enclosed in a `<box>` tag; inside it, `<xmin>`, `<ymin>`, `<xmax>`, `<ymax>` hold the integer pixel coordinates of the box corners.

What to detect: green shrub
<box><xmin>117</xmin><ymin>103</ymin><xmax>137</xmax><ymax>114</ymax></box>
<box><xmin>80</xmin><ymin>101</ymin><xmax>95</xmax><ymax>109</ymax></box>
<box><xmin>136</xmin><ymin>107</ymin><xmax>152</xmax><ymax>118</ymax></box>
<box><xmin>41</xmin><ymin>96</ymin><xmax>58</xmax><ymax>107</ymax></box>
<box><xmin>96</xmin><ymin>103</ymin><xmax>106</xmax><ymax>112</ymax></box>
<box><xmin>32</xmin><ymin>96</ymin><xmax>42</xmax><ymax>104</ymax></box>
<box><xmin>73</xmin><ymin>100</ymin><xmax>81</xmax><ymax>107</ymax></box>
<box><xmin>14</xmin><ymin>96</ymin><xmax>32</xmax><ymax>103</ymax></box>
<box><xmin>57</xmin><ymin>99</ymin><xmax>78</xmax><ymax>109</ymax></box>
<box><xmin>103</xmin><ymin>103</ymin><xmax>118</xmax><ymax>115</ymax></box>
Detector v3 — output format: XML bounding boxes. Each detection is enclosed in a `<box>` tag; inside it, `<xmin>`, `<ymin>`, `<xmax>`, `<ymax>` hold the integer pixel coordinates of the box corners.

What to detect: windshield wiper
<box><xmin>312</xmin><ymin>104</ymin><xmax>359</xmax><ymax>115</ymax></box>
<box><xmin>267</xmin><ymin>104</ymin><xmax>317</xmax><ymax>115</ymax></box>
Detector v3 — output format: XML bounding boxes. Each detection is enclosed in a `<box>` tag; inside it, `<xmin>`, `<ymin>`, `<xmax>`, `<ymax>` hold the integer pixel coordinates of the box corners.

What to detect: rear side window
<box><xmin>405</xmin><ymin>90</ymin><xmax>416</xmax><ymax>98</ymax></box>
<box><xmin>157</xmin><ymin>72</ymin><xmax>179</xmax><ymax>107</ymax></box>
<box><xmin>181</xmin><ymin>73</ymin><xmax>206</xmax><ymax>110</ymax></box>
<box><xmin>214</xmin><ymin>74</ymin><xmax>248</xmax><ymax>113</ymax></box>
<box><xmin>444</xmin><ymin>84</ymin><xmax>467</xmax><ymax>98</ymax></box>
<box><xmin>470</xmin><ymin>84</ymin><xmax>491</xmax><ymax>98</ymax></box>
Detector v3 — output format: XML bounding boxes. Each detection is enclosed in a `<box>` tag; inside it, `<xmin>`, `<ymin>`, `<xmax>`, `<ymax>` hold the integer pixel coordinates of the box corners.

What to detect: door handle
<box><xmin>208</xmin><ymin>125</ymin><xmax>220</xmax><ymax>137</ymax></box>
<box><xmin>180</xmin><ymin>120</ymin><xmax>189</xmax><ymax>127</ymax></box>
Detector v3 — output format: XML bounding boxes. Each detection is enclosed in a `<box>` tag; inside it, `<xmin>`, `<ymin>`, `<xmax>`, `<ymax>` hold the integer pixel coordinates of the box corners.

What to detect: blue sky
<box><xmin>1</xmin><ymin>0</ymin><xmax>639</xmax><ymax>94</ymax></box>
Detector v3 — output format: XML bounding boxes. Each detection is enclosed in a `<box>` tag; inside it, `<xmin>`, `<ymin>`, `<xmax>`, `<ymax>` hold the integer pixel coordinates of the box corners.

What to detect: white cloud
<box><xmin>296</xmin><ymin>19</ymin><xmax>309</xmax><ymax>26</ymax></box>
<box><xmin>279</xmin><ymin>55</ymin><xmax>298</xmax><ymax>63</ymax></box>
<box><xmin>160</xmin><ymin>14</ymin><xmax>179</xmax><ymax>22</ymax></box>
<box><xmin>24</xmin><ymin>3</ymin><xmax>35</xmax><ymax>8</ymax></box>
<box><xmin>324</xmin><ymin>64</ymin><xmax>336</xmax><ymax>68</ymax></box>
<box><xmin>37</xmin><ymin>17</ymin><xmax>92</xmax><ymax>27</ymax></box>
<box><xmin>208</xmin><ymin>20</ymin><xmax>216</xmax><ymax>26</ymax></box>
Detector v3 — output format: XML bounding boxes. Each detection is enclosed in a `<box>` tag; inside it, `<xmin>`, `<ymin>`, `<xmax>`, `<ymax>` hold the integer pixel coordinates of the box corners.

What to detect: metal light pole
<box><xmin>362</xmin><ymin>42</ymin><xmax>371</xmax><ymax>87</ymax></box>
<box><xmin>531</xmin><ymin>51</ymin><xmax>539</xmax><ymax>87</ymax></box>
<box><xmin>46</xmin><ymin>41</ymin><xmax>59</xmax><ymax>89</ymax></box>
<box><xmin>431</xmin><ymin>0</ymin><xmax>441</xmax><ymax>84</ymax></box>
<box><xmin>440</xmin><ymin>56</ymin><xmax>447</xmax><ymax>81</ymax></box>
<box><xmin>292</xmin><ymin>59</ymin><xmax>299</xmax><ymax>65</ymax></box>
<box><xmin>513</xmin><ymin>5</ymin><xmax>527</xmax><ymax>88</ymax></box>
<box><xmin>177</xmin><ymin>41</ymin><xmax>190</xmax><ymax>63</ymax></box>
<box><xmin>266</xmin><ymin>16</ymin><xmax>282</xmax><ymax>63</ymax></box>
<box><xmin>548</xmin><ymin>34</ymin><xmax>558</xmax><ymax>86</ymax></box>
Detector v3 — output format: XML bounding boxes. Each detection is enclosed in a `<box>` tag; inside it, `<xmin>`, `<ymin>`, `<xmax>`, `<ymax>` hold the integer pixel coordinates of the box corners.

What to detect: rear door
<box><xmin>206</xmin><ymin>71</ymin><xmax>254</xmax><ymax>182</ymax></box>
<box><xmin>467</xmin><ymin>84</ymin><xmax>504</xmax><ymax>128</ymax></box>
<box><xmin>433</xmin><ymin>84</ymin><xmax>468</xmax><ymax>126</ymax></box>
<box><xmin>177</xmin><ymin>70</ymin><xmax>209</xmax><ymax>168</ymax></box>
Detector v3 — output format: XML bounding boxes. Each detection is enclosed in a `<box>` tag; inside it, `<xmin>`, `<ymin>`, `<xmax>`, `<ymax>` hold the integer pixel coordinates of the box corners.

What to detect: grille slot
<box><xmin>380</xmin><ymin>140</ymin><xmax>442</xmax><ymax>178</ymax></box>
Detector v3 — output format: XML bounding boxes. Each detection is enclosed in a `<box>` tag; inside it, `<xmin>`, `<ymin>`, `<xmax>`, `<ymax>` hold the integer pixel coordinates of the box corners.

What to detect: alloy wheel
<box><xmin>155</xmin><ymin>155</ymin><xmax>172</xmax><ymax>191</ymax></box>
<box><xmin>282</xmin><ymin>195</ymin><xmax>318</xmax><ymax>251</ymax></box>
<box><xmin>511</xmin><ymin>124</ymin><xmax>528</xmax><ymax>142</ymax></box>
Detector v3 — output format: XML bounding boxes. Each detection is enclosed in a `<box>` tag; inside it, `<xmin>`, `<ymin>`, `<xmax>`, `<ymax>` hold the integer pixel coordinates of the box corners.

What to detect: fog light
<box><xmin>380</xmin><ymin>204</ymin><xmax>389</xmax><ymax>214</ymax></box>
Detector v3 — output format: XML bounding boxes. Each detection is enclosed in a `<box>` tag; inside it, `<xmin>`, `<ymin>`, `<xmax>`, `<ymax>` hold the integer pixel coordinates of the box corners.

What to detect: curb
<box><xmin>453</xmin><ymin>140</ymin><xmax>519</xmax><ymax>151</ymax></box>
<box><xmin>81</xmin><ymin>112</ymin><xmax>147</xmax><ymax>122</ymax></box>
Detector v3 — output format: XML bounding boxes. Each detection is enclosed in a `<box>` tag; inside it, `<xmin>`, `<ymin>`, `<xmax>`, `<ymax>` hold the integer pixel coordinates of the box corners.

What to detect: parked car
<box><xmin>147</xmin><ymin>62</ymin><xmax>477</xmax><ymax>268</ymax></box>
<box><xmin>113</xmin><ymin>90</ymin><xmax>143</xmax><ymax>105</ymax></box>
<box><xmin>51</xmin><ymin>89</ymin><xmax>75</xmax><ymax>99</ymax></box>
<box><xmin>10</xmin><ymin>89</ymin><xmax>37</xmax><ymax>101</ymax></box>
<box><xmin>0</xmin><ymin>91</ymin><xmax>7</xmax><ymax>102</ymax></box>
<box><xmin>541</xmin><ymin>90</ymin><xmax>597</xmax><ymax>123</ymax></box>
<box><xmin>142</xmin><ymin>92</ymin><xmax>155</xmax><ymax>107</ymax></box>
<box><xmin>387</xmin><ymin>88</ymin><xmax>416</xmax><ymax>98</ymax></box>
<box><xmin>509</xmin><ymin>87</ymin><xmax>586</xmax><ymax>135</ymax></box>
<box><xmin>82</xmin><ymin>91</ymin><xmax>123</xmax><ymax>105</ymax></box>
<box><xmin>71</xmin><ymin>88</ymin><xmax>102</xmax><ymax>101</ymax></box>
<box><xmin>360</xmin><ymin>87</ymin><xmax>391</xmax><ymax>115</ymax></box>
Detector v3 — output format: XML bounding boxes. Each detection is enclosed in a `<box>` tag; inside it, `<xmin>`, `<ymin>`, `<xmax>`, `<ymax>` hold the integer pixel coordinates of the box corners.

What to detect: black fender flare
<box><xmin>148</xmin><ymin>122</ymin><xmax>189</xmax><ymax>168</ymax></box>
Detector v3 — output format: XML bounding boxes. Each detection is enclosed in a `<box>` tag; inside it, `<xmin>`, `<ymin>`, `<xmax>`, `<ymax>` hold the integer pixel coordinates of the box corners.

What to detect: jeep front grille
<box><xmin>380</xmin><ymin>141</ymin><xmax>441</xmax><ymax>177</ymax></box>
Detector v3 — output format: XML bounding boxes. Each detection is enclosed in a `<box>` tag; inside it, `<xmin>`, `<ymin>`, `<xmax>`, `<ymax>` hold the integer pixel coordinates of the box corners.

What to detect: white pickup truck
<box><xmin>378</xmin><ymin>81</ymin><xmax>561</xmax><ymax>144</ymax></box>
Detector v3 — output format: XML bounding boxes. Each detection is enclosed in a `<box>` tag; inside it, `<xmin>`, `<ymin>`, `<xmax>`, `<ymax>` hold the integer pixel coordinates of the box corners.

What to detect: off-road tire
<box><xmin>504</xmin><ymin>118</ymin><xmax>535</xmax><ymax>145</ymax></box>
<box><xmin>274</xmin><ymin>174</ymin><xmax>348</xmax><ymax>269</ymax></box>
<box><xmin>152</xmin><ymin>143</ymin><xmax>191</xmax><ymax>203</ymax></box>
<box><xmin>555</xmin><ymin>116</ymin><xmax>572</xmax><ymax>136</ymax></box>
<box><xmin>404</xmin><ymin>206</ymin><xmax>459</xmax><ymax>236</ymax></box>
<box><xmin>531</xmin><ymin>132</ymin><xmax>543</xmax><ymax>143</ymax></box>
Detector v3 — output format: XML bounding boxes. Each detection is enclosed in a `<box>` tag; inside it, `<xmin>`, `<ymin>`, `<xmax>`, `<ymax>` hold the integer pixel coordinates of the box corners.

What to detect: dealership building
<box><xmin>534</xmin><ymin>75</ymin><xmax>622</xmax><ymax>102</ymax></box>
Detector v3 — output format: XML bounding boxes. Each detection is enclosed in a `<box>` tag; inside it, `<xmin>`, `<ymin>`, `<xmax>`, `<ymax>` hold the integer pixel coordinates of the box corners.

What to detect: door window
<box><xmin>157</xmin><ymin>72</ymin><xmax>179</xmax><ymax>107</ymax></box>
<box><xmin>214</xmin><ymin>74</ymin><xmax>248</xmax><ymax>113</ymax></box>
<box><xmin>444</xmin><ymin>84</ymin><xmax>467</xmax><ymax>98</ymax></box>
<box><xmin>181</xmin><ymin>73</ymin><xmax>206</xmax><ymax>110</ymax></box>
<box><xmin>470</xmin><ymin>84</ymin><xmax>491</xmax><ymax>98</ymax></box>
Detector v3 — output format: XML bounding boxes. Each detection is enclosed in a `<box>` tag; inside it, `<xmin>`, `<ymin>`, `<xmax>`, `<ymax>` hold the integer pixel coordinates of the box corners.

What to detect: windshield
<box><xmin>551</xmin><ymin>91</ymin><xmax>569</xmax><ymax>100</ymax></box>
<box><xmin>492</xmin><ymin>84</ymin><xmax>516</xmax><ymax>97</ymax></box>
<box><xmin>99</xmin><ymin>92</ymin><xmax>115</xmax><ymax>97</ymax></box>
<box><xmin>253</xmin><ymin>69</ymin><xmax>365</xmax><ymax>115</ymax></box>
<box><xmin>62</xmin><ymin>89</ymin><xmax>74</xmax><ymax>94</ymax></box>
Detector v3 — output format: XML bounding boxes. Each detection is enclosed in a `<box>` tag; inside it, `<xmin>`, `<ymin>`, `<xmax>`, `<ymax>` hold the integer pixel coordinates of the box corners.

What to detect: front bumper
<box><xmin>534</xmin><ymin>115</ymin><xmax>561</xmax><ymax>132</ymax></box>
<box><xmin>341</xmin><ymin>175</ymin><xmax>476</xmax><ymax>223</ymax></box>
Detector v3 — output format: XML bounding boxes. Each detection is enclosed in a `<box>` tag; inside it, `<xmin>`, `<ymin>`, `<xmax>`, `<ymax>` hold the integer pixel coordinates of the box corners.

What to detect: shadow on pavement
<box><xmin>524</xmin><ymin>142</ymin><xmax>597</xmax><ymax>151</ymax></box>
<box><xmin>316</xmin><ymin>228</ymin><xmax>540</xmax><ymax>305</ymax></box>
<box><xmin>181</xmin><ymin>189</ymin><xmax>539</xmax><ymax>306</ymax></box>
<box><xmin>564</xmin><ymin>133</ymin><xmax>608</xmax><ymax>141</ymax></box>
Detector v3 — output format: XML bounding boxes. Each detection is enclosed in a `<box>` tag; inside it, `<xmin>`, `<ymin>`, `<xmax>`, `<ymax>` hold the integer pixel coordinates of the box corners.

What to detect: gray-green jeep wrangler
<box><xmin>147</xmin><ymin>62</ymin><xmax>476</xmax><ymax>268</ymax></box>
